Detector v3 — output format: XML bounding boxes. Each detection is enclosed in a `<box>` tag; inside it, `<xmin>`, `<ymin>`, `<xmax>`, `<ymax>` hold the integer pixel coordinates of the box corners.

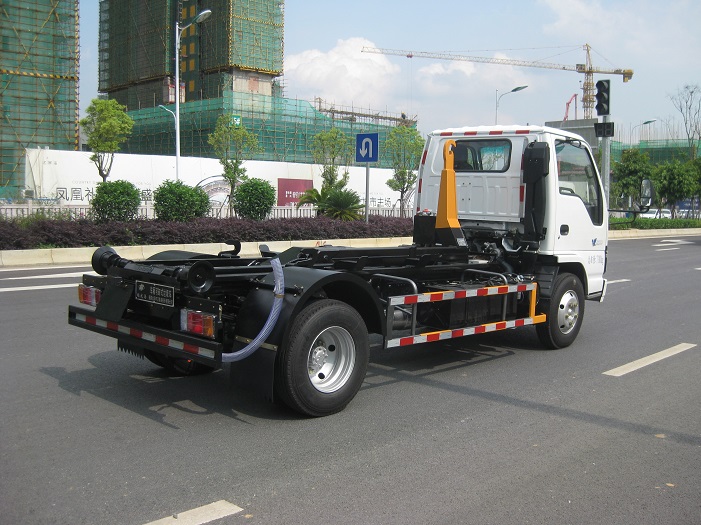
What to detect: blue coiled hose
<box><xmin>221</xmin><ymin>257</ymin><xmax>284</xmax><ymax>362</ymax></box>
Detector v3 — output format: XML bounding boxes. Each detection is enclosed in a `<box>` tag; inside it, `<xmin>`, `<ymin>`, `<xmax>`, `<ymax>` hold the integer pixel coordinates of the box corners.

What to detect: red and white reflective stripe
<box><xmin>389</xmin><ymin>282</ymin><xmax>535</xmax><ymax>306</ymax></box>
<box><xmin>74</xmin><ymin>313</ymin><xmax>216</xmax><ymax>359</ymax></box>
<box><xmin>386</xmin><ymin>317</ymin><xmax>538</xmax><ymax>348</ymax></box>
<box><xmin>440</xmin><ymin>129</ymin><xmax>532</xmax><ymax>137</ymax></box>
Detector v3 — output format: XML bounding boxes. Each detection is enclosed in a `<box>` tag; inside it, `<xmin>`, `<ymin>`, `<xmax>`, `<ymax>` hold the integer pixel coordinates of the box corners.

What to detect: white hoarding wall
<box><xmin>24</xmin><ymin>149</ymin><xmax>401</xmax><ymax>211</ymax></box>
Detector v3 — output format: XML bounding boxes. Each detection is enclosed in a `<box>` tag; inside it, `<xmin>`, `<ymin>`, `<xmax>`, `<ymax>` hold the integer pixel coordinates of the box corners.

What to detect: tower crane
<box><xmin>362</xmin><ymin>44</ymin><xmax>633</xmax><ymax>119</ymax></box>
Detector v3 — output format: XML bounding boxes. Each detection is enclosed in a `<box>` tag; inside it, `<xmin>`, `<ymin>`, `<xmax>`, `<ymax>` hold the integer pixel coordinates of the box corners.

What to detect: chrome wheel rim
<box><xmin>557</xmin><ymin>290</ymin><xmax>579</xmax><ymax>335</ymax></box>
<box><xmin>307</xmin><ymin>326</ymin><xmax>356</xmax><ymax>393</ymax></box>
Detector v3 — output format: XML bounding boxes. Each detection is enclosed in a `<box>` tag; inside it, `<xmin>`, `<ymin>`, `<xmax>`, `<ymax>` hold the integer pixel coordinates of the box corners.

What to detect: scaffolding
<box><xmin>123</xmin><ymin>92</ymin><xmax>416</xmax><ymax>168</ymax></box>
<box><xmin>611</xmin><ymin>139</ymin><xmax>700</xmax><ymax>164</ymax></box>
<box><xmin>0</xmin><ymin>0</ymin><xmax>79</xmax><ymax>194</ymax></box>
<box><xmin>98</xmin><ymin>0</ymin><xmax>175</xmax><ymax>109</ymax></box>
<box><xmin>100</xmin><ymin>0</ymin><xmax>412</xmax><ymax>168</ymax></box>
<box><xmin>99</xmin><ymin>0</ymin><xmax>284</xmax><ymax>110</ymax></box>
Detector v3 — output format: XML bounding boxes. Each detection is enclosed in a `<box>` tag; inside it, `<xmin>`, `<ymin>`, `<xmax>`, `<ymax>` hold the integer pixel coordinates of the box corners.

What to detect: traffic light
<box><xmin>595</xmin><ymin>80</ymin><xmax>610</xmax><ymax>116</ymax></box>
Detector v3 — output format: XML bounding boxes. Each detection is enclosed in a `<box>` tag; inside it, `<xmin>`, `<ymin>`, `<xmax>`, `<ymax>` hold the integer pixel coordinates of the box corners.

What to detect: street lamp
<box><xmin>632</xmin><ymin>119</ymin><xmax>657</xmax><ymax>143</ymax></box>
<box><xmin>173</xmin><ymin>8</ymin><xmax>212</xmax><ymax>181</ymax></box>
<box><xmin>158</xmin><ymin>104</ymin><xmax>176</xmax><ymax>173</ymax></box>
<box><xmin>495</xmin><ymin>85</ymin><xmax>528</xmax><ymax>125</ymax></box>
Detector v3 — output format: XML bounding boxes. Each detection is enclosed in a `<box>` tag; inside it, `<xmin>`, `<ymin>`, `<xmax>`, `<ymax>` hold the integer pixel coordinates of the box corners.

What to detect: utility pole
<box><xmin>601</xmin><ymin>114</ymin><xmax>611</xmax><ymax>203</ymax></box>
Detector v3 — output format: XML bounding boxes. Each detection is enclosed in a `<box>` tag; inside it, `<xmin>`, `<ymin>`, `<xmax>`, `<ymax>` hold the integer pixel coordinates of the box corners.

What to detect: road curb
<box><xmin>1</xmin><ymin>229</ymin><xmax>699</xmax><ymax>268</ymax></box>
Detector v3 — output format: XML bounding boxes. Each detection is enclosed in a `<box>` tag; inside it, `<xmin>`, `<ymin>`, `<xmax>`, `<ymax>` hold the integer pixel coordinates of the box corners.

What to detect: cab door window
<box><xmin>554</xmin><ymin>140</ymin><xmax>603</xmax><ymax>225</ymax></box>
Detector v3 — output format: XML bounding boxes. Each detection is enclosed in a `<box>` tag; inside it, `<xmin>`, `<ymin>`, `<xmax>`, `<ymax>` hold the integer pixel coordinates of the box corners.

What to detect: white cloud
<box><xmin>284</xmin><ymin>37</ymin><xmax>400</xmax><ymax>109</ymax></box>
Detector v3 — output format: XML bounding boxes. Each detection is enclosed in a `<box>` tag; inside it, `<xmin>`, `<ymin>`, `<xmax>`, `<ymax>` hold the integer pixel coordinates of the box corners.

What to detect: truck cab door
<box><xmin>552</xmin><ymin>139</ymin><xmax>607</xmax><ymax>297</ymax></box>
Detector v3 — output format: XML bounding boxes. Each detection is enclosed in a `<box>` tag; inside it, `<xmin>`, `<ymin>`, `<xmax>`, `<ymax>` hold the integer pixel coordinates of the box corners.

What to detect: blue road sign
<box><xmin>356</xmin><ymin>132</ymin><xmax>379</xmax><ymax>163</ymax></box>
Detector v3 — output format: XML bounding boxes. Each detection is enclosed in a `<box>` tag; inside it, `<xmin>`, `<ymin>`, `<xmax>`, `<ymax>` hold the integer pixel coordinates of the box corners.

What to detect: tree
<box><xmin>298</xmin><ymin>128</ymin><xmax>353</xmax><ymax>214</ymax></box>
<box><xmin>80</xmin><ymin>99</ymin><xmax>134</xmax><ymax>182</ymax></box>
<box><xmin>384</xmin><ymin>126</ymin><xmax>424</xmax><ymax>216</ymax></box>
<box><xmin>207</xmin><ymin>115</ymin><xmax>261</xmax><ymax>212</ymax></box>
<box><xmin>610</xmin><ymin>149</ymin><xmax>653</xmax><ymax>208</ymax></box>
<box><xmin>310</xmin><ymin>127</ymin><xmax>353</xmax><ymax>187</ymax></box>
<box><xmin>233</xmin><ymin>178</ymin><xmax>276</xmax><ymax>220</ymax></box>
<box><xmin>669</xmin><ymin>84</ymin><xmax>701</xmax><ymax>160</ymax></box>
<box><xmin>688</xmin><ymin>157</ymin><xmax>701</xmax><ymax>217</ymax></box>
<box><xmin>652</xmin><ymin>160</ymin><xmax>696</xmax><ymax>216</ymax></box>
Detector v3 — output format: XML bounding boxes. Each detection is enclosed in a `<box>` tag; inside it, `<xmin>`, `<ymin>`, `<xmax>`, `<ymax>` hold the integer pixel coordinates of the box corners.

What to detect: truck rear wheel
<box><xmin>536</xmin><ymin>272</ymin><xmax>584</xmax><ymax>349</ymax></box>
<box><xmin>278</xmin><ymin>299</ymin><xmax>369</xmax><ymax>417</ymax></box>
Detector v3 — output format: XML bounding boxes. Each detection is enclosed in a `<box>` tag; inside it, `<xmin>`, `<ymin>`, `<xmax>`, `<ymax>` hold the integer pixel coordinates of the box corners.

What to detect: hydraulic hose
<box><xmin>221</xmin><ymin>257</ymin><xmax>285</xmax><ymax>362</ymax></box>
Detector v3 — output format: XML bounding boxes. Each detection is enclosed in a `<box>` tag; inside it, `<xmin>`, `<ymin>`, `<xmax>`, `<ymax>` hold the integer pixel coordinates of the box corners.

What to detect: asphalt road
<box><xmin>1</xmin><ymin>236</ymin><xmax>699</xmax><ymax>525</ymax></box>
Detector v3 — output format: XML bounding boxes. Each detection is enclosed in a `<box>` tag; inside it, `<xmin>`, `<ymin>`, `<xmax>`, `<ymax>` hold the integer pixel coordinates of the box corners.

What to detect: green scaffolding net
<box><xmin>0</xmin><ymin>0</ymin><xmax>79</xmax><ymax>193</ymax></box>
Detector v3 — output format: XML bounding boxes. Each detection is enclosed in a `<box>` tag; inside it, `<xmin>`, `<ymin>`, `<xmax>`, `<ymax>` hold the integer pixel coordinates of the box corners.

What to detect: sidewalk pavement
<box><xmin>1</xmin><ymin>229</ymin><xmax>700</xmax><ymax>268</ymax></box>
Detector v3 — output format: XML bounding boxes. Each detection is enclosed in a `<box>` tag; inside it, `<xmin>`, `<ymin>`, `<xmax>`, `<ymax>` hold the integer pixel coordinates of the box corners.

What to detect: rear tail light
<box><xmin>78</xmin><ymin>284</ymin><xmax>101</xmax><ymax>306</ymax></box>
<box><xmin>180</xmin><ymin>309</ymin><xmax>217</xmax><ymax>339</ymax></box>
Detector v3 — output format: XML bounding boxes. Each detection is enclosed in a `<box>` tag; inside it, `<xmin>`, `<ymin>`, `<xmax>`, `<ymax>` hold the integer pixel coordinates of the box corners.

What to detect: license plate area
<box><xmin>135</xmin><ymin>280</ymin><xmax>175</xmax><ymax>307</ymax></box>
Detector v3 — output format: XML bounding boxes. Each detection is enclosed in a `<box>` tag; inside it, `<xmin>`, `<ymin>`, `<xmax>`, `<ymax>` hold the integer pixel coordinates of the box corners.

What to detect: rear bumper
<box><xmin>68</xmin><ymin>305</ymin><xmax>223</xmax><ymax>366</ymax></box>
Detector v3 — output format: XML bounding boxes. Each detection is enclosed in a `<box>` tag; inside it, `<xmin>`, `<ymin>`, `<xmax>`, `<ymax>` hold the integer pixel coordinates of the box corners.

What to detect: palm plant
<box><xmin>319</xmin><ymin>188</ymin><xmax>364</xmax><ymax>221</ymax></box>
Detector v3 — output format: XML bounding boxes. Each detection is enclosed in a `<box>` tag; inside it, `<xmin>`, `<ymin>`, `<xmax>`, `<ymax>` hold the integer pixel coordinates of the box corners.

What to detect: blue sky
<box><xmin>80</xmin><ymin>0</ymin><xmax>701</xmax><ymax>141</ymax></box>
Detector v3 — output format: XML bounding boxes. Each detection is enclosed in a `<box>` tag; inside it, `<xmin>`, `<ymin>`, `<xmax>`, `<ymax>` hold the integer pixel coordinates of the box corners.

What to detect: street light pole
<box><xmin>173</xmin><ymin>9</ymin><xmax>211</xmax><ymax>181</ymax></box>
<box><xmin>632</xmin><ymin>119</ymin><xmax>657</xmax><ymax>143</ymax></box>
<box><xmin>158</xmin><ymin>104</ymin><xmax>176</xmax><ymax>172</ymax></box>
<box><xmin>495</xmin><ymin>85</ymin><xmax>528</xmax><ymax>125</ymax></box>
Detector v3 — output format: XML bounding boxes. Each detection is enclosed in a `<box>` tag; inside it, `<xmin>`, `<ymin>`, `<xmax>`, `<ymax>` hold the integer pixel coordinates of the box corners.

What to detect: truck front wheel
<box><xmin>536</xmin><ymin>272</ymin><xmax>584</xmax><ymax>349</ymax></box>
<box><xmin>278</xmin><ymin>299</ymin><xmax>369</xmax><ymax>417</ymax></box>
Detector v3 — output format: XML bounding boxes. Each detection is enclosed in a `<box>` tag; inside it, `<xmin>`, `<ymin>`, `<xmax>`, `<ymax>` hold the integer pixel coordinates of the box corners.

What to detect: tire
<box><xmin>536</xmin><ymin>272</ymin><xmax>584</xmax><ymax>349</ymax></box>
<box><xmin>277</xmin><ymin>299</ymin><xmax>369</xmax><ymax>417</ymax></box>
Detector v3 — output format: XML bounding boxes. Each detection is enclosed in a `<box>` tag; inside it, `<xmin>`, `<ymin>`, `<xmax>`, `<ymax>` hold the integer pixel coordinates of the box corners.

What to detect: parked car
<box><xmin>639</xmin><ymin>208</ymin><xmax>671</xmax><ymax>219</ymax></box>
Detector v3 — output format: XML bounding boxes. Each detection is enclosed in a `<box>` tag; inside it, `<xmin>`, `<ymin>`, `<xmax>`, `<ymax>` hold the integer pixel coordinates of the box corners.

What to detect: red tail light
<box><xmin>78</xmin><ymin>284</ymin><xmax>101</xmax><ymax>306</ymax></box>
<box><xmin>180</xmin><ymin>309</ymin><xmax>216</xmax><ymax>339</ymax></box>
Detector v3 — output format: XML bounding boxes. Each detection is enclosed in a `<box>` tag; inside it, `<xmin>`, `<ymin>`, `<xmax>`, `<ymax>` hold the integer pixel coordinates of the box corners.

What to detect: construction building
<box><xmin>98</xmin><ymin>0</ymin><xmax>411</xmax><ymax>167</ymax></box>
<box><xmin>0</xmin><ymin>0</ymin><xmax>80</xmax><ymax>196</ymax></box>
<box><xmin>610</xmin><ymin>139</ymin><xmax>700</xmax><ymax>164</ymax></box>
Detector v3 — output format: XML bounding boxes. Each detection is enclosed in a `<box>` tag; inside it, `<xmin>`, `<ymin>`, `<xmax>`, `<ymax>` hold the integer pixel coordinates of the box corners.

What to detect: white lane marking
<box><xmin>0</xmin><ymin>283</ymin><xmax>77</xmax><ymax>293</ymax></box>
<box><xmin>606</xmin><ymin>279</ymin><xmax>631</xmax><ymax>284</ymax></box>
<box><xmin>651</xmin><ymin>239</ymin><xmax>693</xmax><ymax>246</ymax></box>
<box><xmin>1</xmin><ymin>271</ymin><xmax>96</xmax><ymax>281</ymax></box>
<box><xmin>0</xmin><ymin>264</ymin><xmax>91</xmax><ymax>272</ymax></box>
<box><xmin>143</xmin><ymin>500</ymin><xmax>243</xmax><ymax>525</ymax></box>
<box><xmin>656</xmin><ymin>247</ymin><xmax>680</xmax><ymax>252</ymax></box>
<box><xmin>603</xmin><ymin>343</ymin><xmax>697</xmax><ymax>377</ymax></box>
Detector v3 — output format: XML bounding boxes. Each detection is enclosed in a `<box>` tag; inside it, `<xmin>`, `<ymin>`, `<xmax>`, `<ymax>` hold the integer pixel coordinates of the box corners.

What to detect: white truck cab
<box><xmin>415</xmin><ymin>125</ymin><xmax>608</xmax><ymax>345</ymax></box>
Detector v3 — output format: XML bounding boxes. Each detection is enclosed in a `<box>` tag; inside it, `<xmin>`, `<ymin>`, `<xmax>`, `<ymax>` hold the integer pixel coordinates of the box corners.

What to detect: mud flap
<box><xmin>229</xmin><ymin>345</ymin><xmax>276</xmax><ymax>403</ymax></box>
<box><xmin>94</xmin><ymin>278</ymin><xmax>134</xmax><ymax>322</ymax></box>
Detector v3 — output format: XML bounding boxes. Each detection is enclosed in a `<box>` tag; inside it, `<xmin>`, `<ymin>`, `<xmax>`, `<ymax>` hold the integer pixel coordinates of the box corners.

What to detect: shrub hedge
<box><xmin>1</xmin><ymin>214</ymin><xmax>699</xmax><ymax>251</ymax></box>
<box><xmin>232</xmin><ymin>178</ymin><xmax>276</xmax><ymax>220</ymax></box>
<box><xmin>0</xmin><ymin>215</ymin><xmax>414</xmax><ymax>250</ymax></box>
<box><xmin>153</xmin><ymin>180</ymin><xmax>210</xmax><ymax>222</ymax></box>
<box><xmin>609</xmin><ymin>216</ymin><xmax>701</xmax><ymax>230</ymax></box>
<box><xmin>90</xmin><ymin>180</ymin><xmax>141</xmax><ymax>223</ymax></box>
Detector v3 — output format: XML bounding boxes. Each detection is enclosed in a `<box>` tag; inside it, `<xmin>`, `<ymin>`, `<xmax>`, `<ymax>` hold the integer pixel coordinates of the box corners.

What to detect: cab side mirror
<box><xmin>639</xmin><ymin>179</ymin><xmax>654</xmax><ymax>211</ymax></box>
<box><xmin>608</xmin><ymin>178</ymin><xmax>655</xmax><ymax>216</ymax></box>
